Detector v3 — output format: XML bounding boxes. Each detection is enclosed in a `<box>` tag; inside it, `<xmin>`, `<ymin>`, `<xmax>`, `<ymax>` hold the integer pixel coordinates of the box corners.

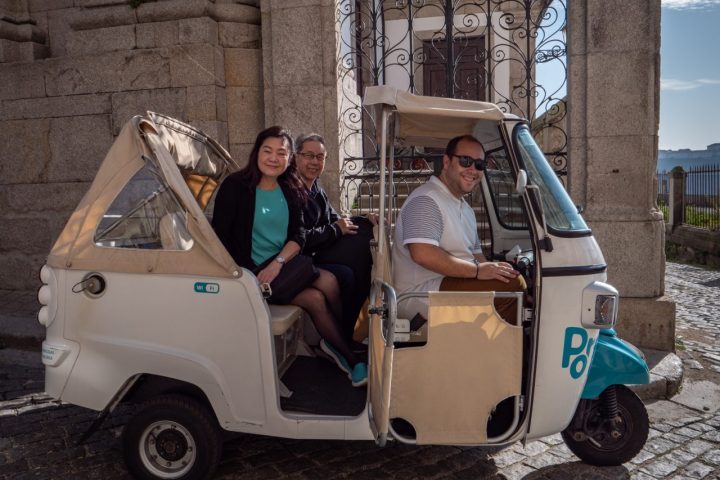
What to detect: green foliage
<box><xmin>684</xmin><ymin>205</ymin><xmax>720</xmax><ymax>231</ymax></box>
<box><xmin>128</xmin><ymin>0</ymin><xmax>149</xmax><ymax>8</ymax></box>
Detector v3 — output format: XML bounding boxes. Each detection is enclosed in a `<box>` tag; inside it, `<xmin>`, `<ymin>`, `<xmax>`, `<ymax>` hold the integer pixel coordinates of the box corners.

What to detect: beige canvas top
<box><xmin>47</xmin><ymin>113</ymin><xmax>241</xmax><ymax>278</ymax></box>
<box><xmin>363</xmin><ymin>86</ymin><xmax>506</xmax><ymax>147</ymax></box>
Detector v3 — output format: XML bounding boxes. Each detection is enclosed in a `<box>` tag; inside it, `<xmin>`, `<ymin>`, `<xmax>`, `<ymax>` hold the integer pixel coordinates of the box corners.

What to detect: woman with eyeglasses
<box><xmin>293</xmin><ymin>134</ymin><xmax>376</xmax><ymax>359</ymax></box>
<box><xmin>212</xmin><ymin>126</ymin><xmax>368</xmax><ymax>387</ymax></box>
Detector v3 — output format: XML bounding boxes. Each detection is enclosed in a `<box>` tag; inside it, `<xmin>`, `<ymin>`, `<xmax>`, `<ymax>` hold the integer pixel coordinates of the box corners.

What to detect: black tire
<box><xmin>561</xmin><ymin>385</ymin><xmax>649</xmax><ymax>466</ymax></box>
<box><xmin>122</xmin><ymin>394</ymin><xmax>223</xmax><ymax>480</ymax></box>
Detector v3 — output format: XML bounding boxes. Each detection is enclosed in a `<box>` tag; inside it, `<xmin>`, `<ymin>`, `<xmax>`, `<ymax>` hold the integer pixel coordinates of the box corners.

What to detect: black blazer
<box><xmin>303</xmin><ymin>181</ymin><xmax>342</xmax><ymax>254</ymax></box>
<box><xmin>212</xmin><ymin>172</ymin><xmax>306</xmax><ymax>269</ymax></box>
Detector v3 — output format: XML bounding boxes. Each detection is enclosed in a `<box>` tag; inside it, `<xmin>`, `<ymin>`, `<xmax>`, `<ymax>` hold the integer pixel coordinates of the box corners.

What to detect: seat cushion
<box><xmin>269</xmin><ymin>304</ymin><xmax>304</xmax><ymax>336</ymax></box>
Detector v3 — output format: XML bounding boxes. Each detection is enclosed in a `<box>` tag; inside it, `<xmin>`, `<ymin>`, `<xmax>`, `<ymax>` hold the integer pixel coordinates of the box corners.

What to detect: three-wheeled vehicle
<box><xmin>38</xmin><ymin>87</ymin><xmax>650</xmax><ymax>480</ymax></box>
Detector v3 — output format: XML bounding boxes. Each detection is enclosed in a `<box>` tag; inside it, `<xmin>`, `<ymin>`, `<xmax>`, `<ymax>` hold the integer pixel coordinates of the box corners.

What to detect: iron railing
<box><xmin>658</xmin><ymin>165</ymin><xmax>720</xmax><ymax>231</ymax></box>
<box><xmin>337</xmin><ymin>0</ymin><xmax>568</xmax><ymax>223</ymax></box>
<box><xmin>657</xmin><ymin>170</ymin><xmax>669</xmax><ymax>221</ymax></box>
<box><xmin>683</xmin><ymin>165</ymin><xmax>720</xmax><ymax>231</ymax></box>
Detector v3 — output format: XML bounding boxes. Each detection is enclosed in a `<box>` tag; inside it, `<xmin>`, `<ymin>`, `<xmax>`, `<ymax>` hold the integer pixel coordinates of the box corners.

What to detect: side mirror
<box><xmin>515</xmin><ymin>169</ymin><xmax>528</xmax><ymax>195</ymax></box>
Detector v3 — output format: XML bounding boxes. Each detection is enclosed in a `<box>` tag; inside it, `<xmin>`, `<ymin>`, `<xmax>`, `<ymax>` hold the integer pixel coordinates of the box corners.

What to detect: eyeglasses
<box><xmin>299</xmin><ymin>151</ymin><xmax>326</xmax><ymax>162</ymax></box>
<box><xmin>452</xmin><ymin>154</ymin><xmax>487</xmax><ymax>171</ymax></box>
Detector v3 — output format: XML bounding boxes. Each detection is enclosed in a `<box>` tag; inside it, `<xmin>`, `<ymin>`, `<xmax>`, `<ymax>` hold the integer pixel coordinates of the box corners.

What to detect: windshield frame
<box><xmin>482</xmin><ymin>125</ymin><xmax>531</xmax><ymax>232</ymax></box>
<box><xmin>511</xmin><ymin>122</ymin><xmax>592</xmax><ymax>237</ymax></box>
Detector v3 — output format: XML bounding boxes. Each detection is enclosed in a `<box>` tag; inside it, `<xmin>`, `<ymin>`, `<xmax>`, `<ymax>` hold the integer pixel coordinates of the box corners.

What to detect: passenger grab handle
<box><xmin>371</xmin><ymin>282</ymin><xmax>397</xmax><ymax>346</ymax></box>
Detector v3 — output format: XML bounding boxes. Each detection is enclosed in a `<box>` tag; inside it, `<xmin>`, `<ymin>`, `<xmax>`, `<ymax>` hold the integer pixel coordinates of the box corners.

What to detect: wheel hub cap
<box><xmin>139</xmin><ymin>420</ymin><xmax>196</xmax><ymax>479</ymax></box>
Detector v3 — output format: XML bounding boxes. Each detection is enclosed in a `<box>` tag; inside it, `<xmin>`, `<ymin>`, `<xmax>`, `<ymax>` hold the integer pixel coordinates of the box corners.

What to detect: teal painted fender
<box><xmin>581</xmin><ymin>330</ymin><xmax>650</xmax><ymax>399</ymax></box>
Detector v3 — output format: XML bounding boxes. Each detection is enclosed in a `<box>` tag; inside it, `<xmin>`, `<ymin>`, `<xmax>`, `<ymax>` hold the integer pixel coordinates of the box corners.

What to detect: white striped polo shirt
<box><xmin>392</xmin><ymin>175</ymin><xmax>483</xmax><ymax>319</ymax></box>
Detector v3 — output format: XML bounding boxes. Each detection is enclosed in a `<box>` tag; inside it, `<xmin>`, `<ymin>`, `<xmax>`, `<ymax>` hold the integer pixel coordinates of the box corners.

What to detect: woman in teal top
<box><xmin>212</xmin><ymin>126</ymin><xmax>367</xmax><ymax>387</ymax></box>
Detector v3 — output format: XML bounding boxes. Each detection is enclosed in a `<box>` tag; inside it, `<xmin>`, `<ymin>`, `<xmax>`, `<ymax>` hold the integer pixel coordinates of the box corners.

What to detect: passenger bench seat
<box><xmin>268</xmin><ymin>304</ymin><xmax>304</xmax><ymax>336</ymax></box>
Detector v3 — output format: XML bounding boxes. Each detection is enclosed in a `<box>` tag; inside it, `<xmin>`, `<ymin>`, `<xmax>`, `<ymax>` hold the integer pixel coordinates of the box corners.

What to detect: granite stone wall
<box><xmin>0</xmin><ymin>0</ymin><xmax>263</xmax><ymax>289</ymax></box>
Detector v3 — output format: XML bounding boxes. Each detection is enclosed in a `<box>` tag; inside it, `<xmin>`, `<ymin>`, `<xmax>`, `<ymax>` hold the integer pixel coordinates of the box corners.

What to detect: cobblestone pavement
<box><xmin>665</xmin><ymin>263</ymin><xmax>720</xmax><ymax>378</ymax></box>
<box><xmin>1</xmin><ymin>263</ymin><xmax>720</xmax><ymax>479</ymax></box>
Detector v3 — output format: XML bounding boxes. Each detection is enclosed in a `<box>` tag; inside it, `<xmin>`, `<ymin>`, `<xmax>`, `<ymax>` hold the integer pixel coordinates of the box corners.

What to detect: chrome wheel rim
<box><xmin>138</xmin><ymin>420</ymin><xmax>196</xmax><ymax>479</ymax></box>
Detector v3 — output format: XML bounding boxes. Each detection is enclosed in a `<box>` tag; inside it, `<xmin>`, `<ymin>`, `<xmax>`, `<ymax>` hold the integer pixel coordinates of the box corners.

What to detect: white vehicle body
<box><xmin>39</xmin><ymin>88</ymin><xmax>649</xmax><ymax>479</ymax></box>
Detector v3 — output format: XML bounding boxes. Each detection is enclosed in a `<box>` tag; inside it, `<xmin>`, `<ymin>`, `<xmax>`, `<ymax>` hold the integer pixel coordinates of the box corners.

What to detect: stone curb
<box><xmin>631</xmin><ymin>348</ymin><xmax>684</xmax><ymax>401</ymax></box>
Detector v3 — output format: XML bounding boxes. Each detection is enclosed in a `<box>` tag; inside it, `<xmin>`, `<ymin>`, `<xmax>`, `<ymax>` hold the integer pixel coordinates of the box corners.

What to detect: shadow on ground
<box><xmin>521</xmin><ymin>461</ymin><xmax>631</xmax><ymax>479</ymax></box>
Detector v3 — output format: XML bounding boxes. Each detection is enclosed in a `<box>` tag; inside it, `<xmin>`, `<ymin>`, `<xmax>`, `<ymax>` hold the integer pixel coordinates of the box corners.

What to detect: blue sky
<box><xmin>535</xmin><ymin>0</ymin><xmax>720</xmax><ymax>151</ymax></box>
<box><xmin>660</xmin><ymin>0</ymin><xmax>720</xmax><ymax>150</ymax></box>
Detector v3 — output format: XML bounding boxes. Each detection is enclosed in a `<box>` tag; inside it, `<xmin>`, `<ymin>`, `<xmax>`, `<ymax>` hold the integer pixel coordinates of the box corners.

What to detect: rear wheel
<box><xmin>561</xmin><ymin>385</ymin><xmax>649</xmax><ymax>466</ymax></box>
<box><xmin>123</xmin><ymin>394</ymin><xmax>222</xmax><ymax>480</ymax></box>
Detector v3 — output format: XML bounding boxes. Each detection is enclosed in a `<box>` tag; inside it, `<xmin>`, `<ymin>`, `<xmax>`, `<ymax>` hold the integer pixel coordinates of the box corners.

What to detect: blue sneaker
<box><xmin>351</xmin><ymin>362</ymin><xmax>368</xmax><ymax>387</ymax></box>
<box><xmin>320</xmin><ymin>339</ymin><xmax>350</xmax><ymax>375</ymax></box>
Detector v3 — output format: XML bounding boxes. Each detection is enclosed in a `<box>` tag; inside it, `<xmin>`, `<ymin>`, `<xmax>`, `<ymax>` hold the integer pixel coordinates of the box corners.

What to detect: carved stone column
<box><xmin>260</xmin><ymin>0</ymin><xmax>350</xmax><ymax>205</ymax></box>
<box><xmin>567</xmin><ymin>0</ymin><xmax>675</xmax><ymax>350</ymax></box>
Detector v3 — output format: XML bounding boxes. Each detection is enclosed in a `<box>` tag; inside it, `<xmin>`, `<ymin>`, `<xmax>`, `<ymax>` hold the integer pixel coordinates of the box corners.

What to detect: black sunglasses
<box><xmin>452</xmin><ymin>154</ymin><xmax>487</xmax><ymax>171</ymax></box>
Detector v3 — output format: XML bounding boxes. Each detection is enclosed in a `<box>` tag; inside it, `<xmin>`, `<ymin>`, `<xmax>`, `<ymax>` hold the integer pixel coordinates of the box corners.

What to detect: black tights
<box><xmin>290</xmin><ymin>269</ymin><xmax>362</xmax><ymax>367</ymax></box>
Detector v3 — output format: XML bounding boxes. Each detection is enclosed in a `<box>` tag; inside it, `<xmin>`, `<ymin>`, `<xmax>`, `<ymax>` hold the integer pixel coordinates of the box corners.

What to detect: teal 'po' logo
<box><xmin>562</xmin><ymin>327</ymin><xmax>595</xmax><ymax>379</ymax></box>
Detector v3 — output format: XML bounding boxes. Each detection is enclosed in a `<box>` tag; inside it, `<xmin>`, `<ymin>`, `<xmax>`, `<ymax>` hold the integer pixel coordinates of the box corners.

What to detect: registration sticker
<box><xmin>41</xmin><ymin>342</ymin><xmax>70</xmax><ymax>366</ymax></box>
<box><xmin>194</xmin><ymin>282</ymin><xmax>220</xmax><ymax>294</ymax></box>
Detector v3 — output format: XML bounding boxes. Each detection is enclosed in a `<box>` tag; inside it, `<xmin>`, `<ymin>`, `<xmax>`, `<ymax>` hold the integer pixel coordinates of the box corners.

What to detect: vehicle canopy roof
<box><xmin>47</xmin><ymin>113</ymin><xmax>241</xmax><ymax>278</ymax></box>
<box><xmin>363</xmin><ymin>86</ymin><xmax>511</xmax><ymax>148</ymax></box>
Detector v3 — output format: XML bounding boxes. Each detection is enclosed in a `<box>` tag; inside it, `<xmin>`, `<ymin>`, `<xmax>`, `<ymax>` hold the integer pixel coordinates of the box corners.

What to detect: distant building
<box><xmin>658</xmin><ymin>143</ymin><xmax>720</xmax><ymax>171</ymax></box>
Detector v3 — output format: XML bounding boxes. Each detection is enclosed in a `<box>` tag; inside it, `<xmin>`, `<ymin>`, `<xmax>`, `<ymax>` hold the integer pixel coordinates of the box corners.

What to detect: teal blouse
<box><xmin>251</xmin><ymin>186</ymin><xmax>289</xmax><ymax>265</ymax></box>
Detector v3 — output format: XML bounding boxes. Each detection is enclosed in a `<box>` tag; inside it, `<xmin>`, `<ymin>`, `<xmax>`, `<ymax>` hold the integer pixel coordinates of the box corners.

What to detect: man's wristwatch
<box><xmin>275</xmin><ymin>256</ymin><xmax>285</xmax><ymax>265</ymax></box>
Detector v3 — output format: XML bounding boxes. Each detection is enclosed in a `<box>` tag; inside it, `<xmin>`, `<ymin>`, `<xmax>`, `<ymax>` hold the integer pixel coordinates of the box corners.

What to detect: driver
<box><xmin>393</xmin><ymin>134</ymin><xmax>526</xmax><ymax>323</ymax></box>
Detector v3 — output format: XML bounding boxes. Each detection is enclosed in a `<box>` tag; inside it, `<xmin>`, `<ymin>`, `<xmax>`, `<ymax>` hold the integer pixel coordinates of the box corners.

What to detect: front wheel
<box><xmin>123</xmin><ymin>394</ymin><xmax>223</xmax><ymax>480</ymax></box>
<box><xmin>561</xmin><ymin>385</ymin><xmax>649</xmax><ymax>466</ymax></box>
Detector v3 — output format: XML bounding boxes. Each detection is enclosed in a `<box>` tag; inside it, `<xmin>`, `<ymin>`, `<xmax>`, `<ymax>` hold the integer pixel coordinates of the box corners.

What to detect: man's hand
<box><xmin>335</xmin><ymin>217</ymin><xmax>358</xmax><ymax>235</ymax></box>
<box><xmin>477</xmin><ymin>261</ymin><xmax>520</xmax><ymax>283</ymax></box>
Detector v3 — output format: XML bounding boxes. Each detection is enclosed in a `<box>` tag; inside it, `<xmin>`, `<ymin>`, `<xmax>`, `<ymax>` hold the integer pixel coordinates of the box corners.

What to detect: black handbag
<box><xmin>312</xmin><ymin>216</ymin><xmax>374</xmax><ymax>266</ymax></box>
<box><xmin>256</xmin><ymin>254</ymin><xmax>319</xmax><ymax>304</ymax></box>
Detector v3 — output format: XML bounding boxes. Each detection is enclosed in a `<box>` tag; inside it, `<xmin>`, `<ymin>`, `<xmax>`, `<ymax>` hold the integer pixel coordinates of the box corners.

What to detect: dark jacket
<box><xmin>212</xmin><ymin>172</ymin><xmax>306</xmax><ymax>269</ymax></box>
<box><xmin>303</xmin><ymin>181</ymin><xmax>342</xmax><ymax>254</ymax></box>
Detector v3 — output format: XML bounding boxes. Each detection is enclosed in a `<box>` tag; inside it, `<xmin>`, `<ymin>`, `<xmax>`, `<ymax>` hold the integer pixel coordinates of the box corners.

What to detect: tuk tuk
<box><xmin>38</xmin><ymin>87</ymin><xmax>650</xmax><ymax>480</ymax></box>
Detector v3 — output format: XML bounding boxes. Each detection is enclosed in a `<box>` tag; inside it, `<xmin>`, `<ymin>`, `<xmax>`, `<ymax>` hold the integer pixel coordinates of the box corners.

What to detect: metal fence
<box><xmin>684</xmin><ymin>165</ymin><xmax>720</xmax><ymax>231</ymax></box>
<box><xmin>658</xmin><ymin>165</ymin><xmax>720</xmax><ymax>231</ymax></box>
<box><xmin>657</xmin><ymin>170</ymin><xmax>669</xmax><ymax>221</ymax></box>
<box><xmin>337</xmin><ymin>0</ymin><xmax>568</xmax><ymax>223</ymax></box>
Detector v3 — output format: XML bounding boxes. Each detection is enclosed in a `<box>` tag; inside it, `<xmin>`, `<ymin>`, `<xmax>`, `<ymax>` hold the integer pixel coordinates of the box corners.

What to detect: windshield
<box><xmin>513</xmin><ymin>125</ymin><xmax>589</xmax><ymax>233</ymax></box>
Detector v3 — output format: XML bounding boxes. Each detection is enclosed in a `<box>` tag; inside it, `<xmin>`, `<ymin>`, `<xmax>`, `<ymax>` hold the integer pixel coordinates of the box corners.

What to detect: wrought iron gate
<box><xmin>336</xmin><ymin>0</ymin><xmax>567</xmax><ymax>216</ymax></box>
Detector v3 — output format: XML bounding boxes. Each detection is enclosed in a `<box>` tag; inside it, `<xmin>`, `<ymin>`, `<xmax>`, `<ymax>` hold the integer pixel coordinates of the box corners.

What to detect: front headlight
<box><xmin>594</xmin><ymin>294</ymin><xmax>618</xmax><ymax>327</ymax></box>
<box><xmin>581</xmin><ymin>281</ymin><xmax>619</xmax><ymax>329</ymax></box>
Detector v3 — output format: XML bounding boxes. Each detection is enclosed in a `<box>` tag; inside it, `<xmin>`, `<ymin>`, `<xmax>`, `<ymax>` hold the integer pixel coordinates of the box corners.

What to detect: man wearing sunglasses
<box><xmin>393</xmin><ymin>134</ymin><xmax>526</xmax><ymax>323</ymax></box>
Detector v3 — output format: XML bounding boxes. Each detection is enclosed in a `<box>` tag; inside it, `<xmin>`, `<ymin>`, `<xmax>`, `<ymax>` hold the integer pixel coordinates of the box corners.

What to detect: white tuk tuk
<box><xmin>38</xmin><ymin>88</ymin><xmax>650</xmax><ymax>480</ymax></box>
